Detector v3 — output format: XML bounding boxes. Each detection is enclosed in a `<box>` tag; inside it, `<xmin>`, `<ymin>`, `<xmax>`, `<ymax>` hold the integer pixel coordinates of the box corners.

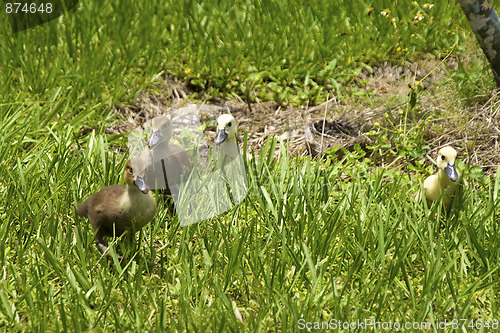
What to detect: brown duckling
<box><xmin>142</xmin><ymin>115</ymin><xmax>192</xmax><ymax>196</ymax></box>
<box><xmin>77</xmin><ymin>159</ymin><xmax>156</xmax><ymax>256</ymax></box>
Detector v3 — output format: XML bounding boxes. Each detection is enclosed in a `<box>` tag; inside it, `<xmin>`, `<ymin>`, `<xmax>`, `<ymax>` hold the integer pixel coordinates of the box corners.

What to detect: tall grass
<box><xmin>2</xmin><ymin>130</ymin><xmax>499</xmax><ymax>330</ymax></box>
<box><xmin>1</xmin><ymin>0</ymin><xmax>468</xmax><ymax>107</ymax></box>
<box><xmin>0</xmin><ymin>0</ymin><xmax>498</xmax><ymax>330</ymax></box>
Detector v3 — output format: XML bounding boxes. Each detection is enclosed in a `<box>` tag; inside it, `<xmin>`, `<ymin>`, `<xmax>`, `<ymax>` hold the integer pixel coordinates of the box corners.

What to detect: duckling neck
<box><xmin>127</xmin><ymin>183</ymin><xmax>144</xmax><ymax>195</ymax></box>
<box><xmin>121</xmin><ymin>183</ymin><xmax>156</xmax><ymax>228</ymax></box>
<box><xmin>223</xmin><ymin>136</ymin><xmax>239</xmax><ymax>156</ymax></box>
<box><xmin>124</xmin><ymin>183</ymin><xmax>155</xmax><ymax>211</ymax></box>
<box><xmin>438</xmin><ymin>169</ymin><xmax>455</xmax><ymax>186</ymax></box>
<box><xmin>152</xmin><ymin>141</ymin><xmax>172</xmax><ymax>156</ymax></box>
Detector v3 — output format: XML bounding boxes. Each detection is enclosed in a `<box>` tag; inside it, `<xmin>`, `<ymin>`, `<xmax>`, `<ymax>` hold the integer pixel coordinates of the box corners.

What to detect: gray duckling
<box><xmin>142</xmin><ymin>115</ymin><xmax>192</xmax><ymax>196</ymax></box>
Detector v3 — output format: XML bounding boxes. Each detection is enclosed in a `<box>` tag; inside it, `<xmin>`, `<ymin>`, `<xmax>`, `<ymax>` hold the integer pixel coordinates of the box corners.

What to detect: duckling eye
<box><xmin>441</xmin><ymin>155</ymin><xmax>445</xmax><ymax>161</ymax></box>
<box><xmin>129</xmin><ymin>167</ymin><xmax>134</xmax><ymax>174</ymax></box>
<box><xmin>227</xmin><ymin>122</ymin><xmax>232</xmax><ymax>127</ymax></box>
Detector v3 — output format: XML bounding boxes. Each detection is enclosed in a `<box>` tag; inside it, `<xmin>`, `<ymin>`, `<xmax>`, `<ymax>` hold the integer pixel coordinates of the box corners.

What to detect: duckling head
<box><xmin>125</xmin><ymin>159</ymin><xmax>150</xmax><ymax>194</ymax></box>
<box><xmin>436</xmin><ymin>146</ymin><xmax>459</xmax><ymax>182</ymax></box>
<box><xmin>214</xmin><ymin>114</ymin><xmax>237</xmax><ymax>145</ymax></box>
<box><xmin>147</xmin><ymin>115</ymin><xmax>172</xmax><ymax>148</ymax></box>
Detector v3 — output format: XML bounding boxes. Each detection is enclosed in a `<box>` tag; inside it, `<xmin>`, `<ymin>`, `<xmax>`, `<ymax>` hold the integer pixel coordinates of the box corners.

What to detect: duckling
<box><xmin>171</xmin><ymin>114</ymin><xmax>248</xmax><ymax>226</ymax></box>
<box><xmin>142</xmin><ymin>115</ymin><xmax>192</xmax><ymax>195</ymax></box>
<box><xmin>214</xmin><ymin>114</ymin><xmax>239</xmax><ymax>157</ymax></box>
<box><xmin>76</xmin><ymin>159</ymin><xmax>156</xmax><ymax>256</ymax></box>
<box><xmin>421</xmin><ymin>146</ymin><xmax>461</xmax><ymax>209</ymax></box>
<box><xmin>213</xmin><ymin>114</ymin><xmax>248</xmax><ymax>204</ymax></box>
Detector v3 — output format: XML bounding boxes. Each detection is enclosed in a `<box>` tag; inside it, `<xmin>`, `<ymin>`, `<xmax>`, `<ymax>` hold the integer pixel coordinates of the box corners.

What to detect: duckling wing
<box><xmin>423</xmin><ymin>174</ymin><xmax>440</xmax><ymax>202</ymax></box>
<box><xmin>145</xmin><ymin>143</ymin><xmax>192</xmax><ymax>191</ymax></box>
<box><xmin>96</xmin><ymin>185</ymin><xmax>155</xmax><ymax>233</ymax></box>
<box><xmin>168</xmin><ymin>144</ymin><xmax>193</xmax><ymax>174</ymax></box>
<box><xmin>80</xmin><ymin>185</ymin><xmax>130</xmax><ymax>235</ymax></box>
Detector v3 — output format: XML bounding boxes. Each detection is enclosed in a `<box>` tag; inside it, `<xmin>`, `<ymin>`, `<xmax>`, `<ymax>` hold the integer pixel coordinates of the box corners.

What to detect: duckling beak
<box><xmin>147</xmin><ymin>130</ymin><xmax>160</xmax><ymax>148</ymax></box>
<box><xmin>214</xmin><ymin>128</ymin><xmax>228</xmax><ymax>145</ymax></box>
<box><xmin>134</xmin><ymin>175</ymin><xmax>150</xmax><ymax>194</ymax></box>
<box><xmin>444</xmin><ymin>162</ymin><xmax>459</xmax><ymax>182</ymax></box>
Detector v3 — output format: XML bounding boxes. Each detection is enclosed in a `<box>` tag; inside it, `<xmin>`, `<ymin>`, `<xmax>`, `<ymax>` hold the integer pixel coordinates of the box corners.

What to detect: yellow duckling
<box><xmin>214</xmin><ymin>114</ymin><xmax>239</xmax><ymax>157</ymax></box>
<box><xmin>213</xmin><ymin>113</ymin><xmax>248</xmax><ymax>204</ymax></box>
<box><xmin>422</xmin><ymin>146</ymin><xmax>461</xmax><ymax>209</ymax></box>
<box><xmin>77</xmin><ymin>159</ymin><xmax>156</xmax><ymax>255</ymax></box>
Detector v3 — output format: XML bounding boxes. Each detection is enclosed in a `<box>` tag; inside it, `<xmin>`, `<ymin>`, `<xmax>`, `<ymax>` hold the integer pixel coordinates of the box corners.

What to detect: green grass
<box><xmin>2</xmin><ymin>0</ymin><xmax>468</xmax><ymax>107</ymax></box>
<box><xmin>1</xmin><ymin>0</ymin><xmax>500</xmax><ymax>331</ymax></box>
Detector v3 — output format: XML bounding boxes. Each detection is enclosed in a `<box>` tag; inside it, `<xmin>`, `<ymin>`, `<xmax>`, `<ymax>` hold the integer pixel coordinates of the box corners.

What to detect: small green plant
<box><xmin>365</xmin><ymin>46</ymin><xmax>460</xmax><ymax>168</ymax></box>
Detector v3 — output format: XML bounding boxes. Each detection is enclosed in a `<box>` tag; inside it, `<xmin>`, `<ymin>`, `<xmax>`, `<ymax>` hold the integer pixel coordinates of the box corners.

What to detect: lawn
<box><xmin>1</xmin><ymin>0</ymin><xmax>500</xmax><ymax>331</ymax></box>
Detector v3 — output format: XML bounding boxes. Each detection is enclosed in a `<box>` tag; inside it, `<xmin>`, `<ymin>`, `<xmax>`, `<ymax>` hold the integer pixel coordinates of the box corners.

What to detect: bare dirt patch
<box><xmin>108</xmin><ymin>61</ymin><xmax>500</xmax><ymax>174</ymax></box>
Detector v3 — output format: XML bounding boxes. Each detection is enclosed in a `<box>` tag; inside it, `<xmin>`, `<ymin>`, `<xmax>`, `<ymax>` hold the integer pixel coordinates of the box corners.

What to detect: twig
<box><xmin>319</xmin><ymin>94</ymin><xmax>329</xmax><ymax>154</ymax></box>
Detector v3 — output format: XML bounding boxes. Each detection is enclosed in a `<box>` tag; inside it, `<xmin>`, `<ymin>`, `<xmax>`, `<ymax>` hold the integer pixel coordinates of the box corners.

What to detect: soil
<box><xmin>107</xmin><ymin>60</ymin><xmax>500</xmax><ymax>174</ymax></box>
